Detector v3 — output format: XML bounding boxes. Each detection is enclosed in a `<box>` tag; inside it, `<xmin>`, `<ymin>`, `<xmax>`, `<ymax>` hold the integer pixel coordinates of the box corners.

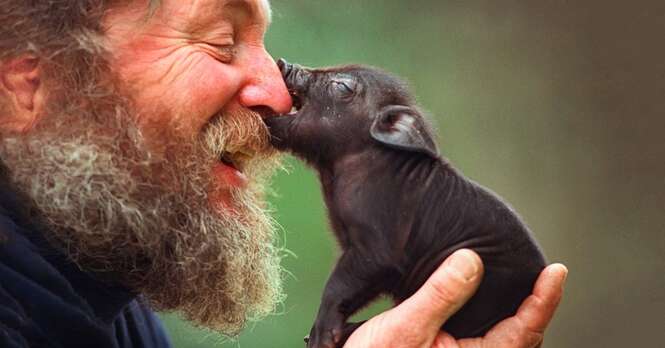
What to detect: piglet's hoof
<box><xmin>303</xmin><ymin>335</ymin><xmax>309</xmax><ymax>344</ymax></box>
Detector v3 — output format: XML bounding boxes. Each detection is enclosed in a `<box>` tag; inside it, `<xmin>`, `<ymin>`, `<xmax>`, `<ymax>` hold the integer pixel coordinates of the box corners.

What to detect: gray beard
<box><xmin>0</xmin><ymin>92</ymin><xmax>285</xmax><ymax>335</ymax></box>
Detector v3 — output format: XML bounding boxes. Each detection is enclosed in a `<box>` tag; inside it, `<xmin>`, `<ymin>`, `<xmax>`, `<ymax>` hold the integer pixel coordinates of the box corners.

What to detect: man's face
<box><xmin>0</xmin><ymin>0</ymin><xmax>292</xmax><ymax>335</ymax></box>
<box><xmin>104</xmin><ymin>0</ymin><xmax>292</xmax><ymax>207</ymax></box>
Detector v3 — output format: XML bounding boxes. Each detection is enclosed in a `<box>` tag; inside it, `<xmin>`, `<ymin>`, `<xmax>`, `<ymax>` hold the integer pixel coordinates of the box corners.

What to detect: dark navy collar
<box><xmin>0</xmin><ymin>165</ymin><xmax>136</xmax><ymax>324</ymax></box>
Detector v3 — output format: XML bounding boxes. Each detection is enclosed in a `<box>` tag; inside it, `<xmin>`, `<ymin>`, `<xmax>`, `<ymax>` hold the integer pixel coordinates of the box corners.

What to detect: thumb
<box><xmin>395</xmin><ymin>249</ymin><xmax>484</xmax><ymax>333</ymax></box>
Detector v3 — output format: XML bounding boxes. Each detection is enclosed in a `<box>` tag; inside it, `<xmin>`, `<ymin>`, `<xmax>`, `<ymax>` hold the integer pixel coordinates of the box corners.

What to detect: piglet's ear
<box><xmin>370</xmin><ymin>105</ymin><xmax>439</xmax><ymax>158</ymax></box>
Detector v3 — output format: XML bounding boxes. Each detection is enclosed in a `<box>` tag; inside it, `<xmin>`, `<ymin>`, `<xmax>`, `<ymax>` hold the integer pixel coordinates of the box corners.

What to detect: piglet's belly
<box><xmin>443</xmin><ymin>260</ymin><xmax>542</xmax><ymax>338</ymax></box>
<box><xmin>392</xmin><ymin>242</ymin><xmax>545</xmax><ymax>338</ymax></box>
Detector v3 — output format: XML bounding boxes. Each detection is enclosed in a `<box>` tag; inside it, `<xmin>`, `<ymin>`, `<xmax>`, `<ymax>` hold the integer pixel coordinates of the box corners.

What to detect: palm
<box><xmin>344</xmin><ymin>260</ymin><xmax>566</xmax><ymax>348</ymax></box>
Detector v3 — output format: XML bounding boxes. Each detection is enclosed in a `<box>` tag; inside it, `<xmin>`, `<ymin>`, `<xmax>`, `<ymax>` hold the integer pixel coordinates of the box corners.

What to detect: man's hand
<box><xmin>344</xmin><ymin>249</ymin><xmax>568</xmax><ymax>348</ymax></box>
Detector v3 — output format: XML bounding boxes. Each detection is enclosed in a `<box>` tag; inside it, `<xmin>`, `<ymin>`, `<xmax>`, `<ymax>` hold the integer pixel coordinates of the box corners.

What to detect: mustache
<box><xmin>202</xmin><ymin>109</ymin><xmax>275</xmax><ymax>158</ymax></box>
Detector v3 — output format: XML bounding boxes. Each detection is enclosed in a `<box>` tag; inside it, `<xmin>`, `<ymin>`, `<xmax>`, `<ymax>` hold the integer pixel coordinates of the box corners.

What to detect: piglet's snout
<box><xmin>277</xmin><ymin>58</ymin><xmax>310</xmax><ymax>95</ymax></box>
<box><xmin>277</xmin><ymin>58</ymin><xmax>292</xmax><ymax>79</ymax></box>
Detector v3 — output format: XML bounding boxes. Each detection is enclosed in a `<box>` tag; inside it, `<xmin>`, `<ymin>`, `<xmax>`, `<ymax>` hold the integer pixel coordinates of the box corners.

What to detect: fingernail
<box><xmin>449</xmin><ymin>249</ymin><xmax>479</xmax><ymax>281</ymax></box>
<box><xmin>554</xmin><ymin>263</ymin><xmax>569</xmax><ymax>289</ymax></box>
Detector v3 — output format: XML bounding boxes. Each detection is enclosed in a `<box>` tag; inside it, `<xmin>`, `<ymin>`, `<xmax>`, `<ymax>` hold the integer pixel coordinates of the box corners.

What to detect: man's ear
<box><xmin>370</xmin><ymin>105</ymin><xmax>439</xmax><ymax>158</ymax></box>
<box><xmin>0</xmin><ymin>56</ymin><xmax>44</xmax><ymax>132</ymax></box>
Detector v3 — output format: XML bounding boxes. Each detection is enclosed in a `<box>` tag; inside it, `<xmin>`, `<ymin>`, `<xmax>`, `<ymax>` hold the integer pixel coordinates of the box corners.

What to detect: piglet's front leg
<box><xmin>306</xmin><ymin>248</ymin><xmax>393</xmax><ymax>348</ymax></box>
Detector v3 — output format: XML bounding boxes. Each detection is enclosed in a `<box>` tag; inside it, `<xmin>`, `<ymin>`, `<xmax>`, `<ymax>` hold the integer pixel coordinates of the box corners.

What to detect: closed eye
<box><xmin>207</xmin><ymin>44</ymin><xmax>236</xmax><ymax>63</ymax></box>
<box><xmin>331</xmin><ymin>79</ymin><xmax>357</xmax><ymax>99</ymax></box>
<box><xmin>333</xmin><ymin>81</ymin><xmax>353</xmax><ymax>94</ymax></box>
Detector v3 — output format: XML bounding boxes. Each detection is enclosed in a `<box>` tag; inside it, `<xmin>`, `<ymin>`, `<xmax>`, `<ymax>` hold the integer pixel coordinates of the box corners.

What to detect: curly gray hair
<box><xmin>0</xmin><ymin>1</ymin><xmax>158</xmax><ymax>115</ymax></box>
<box><xmin>0</xmin><ymin>0</ymin><xmax>160</xmax><ymax>71</ymax></box>
<box><xmin>0</xmin><ymin>1</ymin><xmax>162</xmax><ymax>59</ymax></box>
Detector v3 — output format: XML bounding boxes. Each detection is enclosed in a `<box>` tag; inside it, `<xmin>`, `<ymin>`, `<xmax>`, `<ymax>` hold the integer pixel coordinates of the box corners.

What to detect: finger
<box><xmin>432</xmin><ymin>332</ymin><xmax>460</xmax><ymax>348</ymax></box>
<box><xmin>515</xmin><ymin>263</ymin><xmax>568</xmax><ymax>334</ymax></box>
<box><xmin>339</xmin><ymin>321</ymin><xmax>365</xmax><ymax>346</ymax></box>
<box><xmin>396</xmin><ymin>249</ymin><xmax>484</xmax><ymax>332</ymax></box>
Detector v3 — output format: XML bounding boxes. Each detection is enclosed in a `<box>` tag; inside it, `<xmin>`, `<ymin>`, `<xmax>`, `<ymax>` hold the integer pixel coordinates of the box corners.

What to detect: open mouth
<box><xmin>287</xmin><ymin>91</ymin><xmax>304</xmax><ymax>116</ymax></box>
<box><xmin>219</xmin><ymin>151</ymin><xmax>251</xmax><ymax>172</ymax></box>
<box><xmin>214</xmin><ymin>150</ymin><xmax>250</xmax><ymax>189</ymax></box>
<box><xmin>220</xmin><ymin>151</ymin><xmax>237</xmax><ymax>169</ymax></box>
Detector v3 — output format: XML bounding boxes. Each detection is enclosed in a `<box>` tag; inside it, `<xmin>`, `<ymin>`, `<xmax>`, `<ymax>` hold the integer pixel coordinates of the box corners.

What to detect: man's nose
<box><xmin>238</xmin><ymin>51</ymin><xmax>293</xmax><ymax>116</ymax></box>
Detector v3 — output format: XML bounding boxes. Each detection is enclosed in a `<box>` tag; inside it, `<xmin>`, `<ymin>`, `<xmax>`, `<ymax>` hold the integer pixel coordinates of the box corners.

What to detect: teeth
<box><xmin>288</xmin><ymin>106</ymin><xmax>298</xmax><ymax>115</ymax></box>
<box><xmin>290</xmin><ymin>92</ymin><xmax>303</xmax><ymax>112</ymax></box>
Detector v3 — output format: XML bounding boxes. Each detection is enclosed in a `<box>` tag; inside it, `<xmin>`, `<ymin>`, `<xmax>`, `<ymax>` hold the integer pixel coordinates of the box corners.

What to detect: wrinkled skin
<box><xmin>266</xmin><ymin>60</ymin><xmax>546</xmax><ymax>348</ymax></box>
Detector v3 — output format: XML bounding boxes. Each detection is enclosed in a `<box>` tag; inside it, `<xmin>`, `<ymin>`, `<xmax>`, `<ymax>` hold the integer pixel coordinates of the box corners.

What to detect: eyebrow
<box><xmin>222</xmin><ymin>0</ymin><xmax>272</xmax><ymax>26</ymax></box>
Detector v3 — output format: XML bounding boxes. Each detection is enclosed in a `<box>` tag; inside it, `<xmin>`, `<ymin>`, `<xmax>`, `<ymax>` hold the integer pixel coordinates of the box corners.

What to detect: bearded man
<box><xmin>0</xmin><ymin>1</ymin><xmax>567</xmax><ymax>347</ymax></box>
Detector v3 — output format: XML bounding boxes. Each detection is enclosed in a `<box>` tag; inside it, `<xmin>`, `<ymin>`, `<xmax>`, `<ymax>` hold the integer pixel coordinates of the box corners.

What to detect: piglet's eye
<box><xmin>331</xmin><ymin>80</ymin><xmax>356</xmax><ymax>98</ymax></box>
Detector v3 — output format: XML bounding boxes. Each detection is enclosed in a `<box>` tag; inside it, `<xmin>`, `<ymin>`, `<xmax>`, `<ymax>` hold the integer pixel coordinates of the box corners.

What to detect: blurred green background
<box><xmin>161</xmin><ymin>1</ymin><xmax>665</xmax><ymax>347</ymax></box>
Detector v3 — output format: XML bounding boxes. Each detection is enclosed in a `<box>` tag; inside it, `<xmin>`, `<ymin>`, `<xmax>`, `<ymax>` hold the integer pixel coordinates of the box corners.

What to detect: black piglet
<box><xmin>265</xmin><ymin>59</ymin><xmax>546</xmax><ymax>348</ymax></box>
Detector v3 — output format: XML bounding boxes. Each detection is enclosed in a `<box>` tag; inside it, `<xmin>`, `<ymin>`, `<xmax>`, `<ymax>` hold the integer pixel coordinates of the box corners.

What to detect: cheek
<box><xmin>114</xmin><ymin>41</ymin><xmax>242</xmax><ymax>136</ymax></box>
<box><xmin>178</xmin><ymin>54</ymin><xmax>241</xmax><ymax>124</ymax></box>
<box><xmin>297</xmin><ymin>115</ymin><xmax>330</xmax><ymax>140</ymax></box>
